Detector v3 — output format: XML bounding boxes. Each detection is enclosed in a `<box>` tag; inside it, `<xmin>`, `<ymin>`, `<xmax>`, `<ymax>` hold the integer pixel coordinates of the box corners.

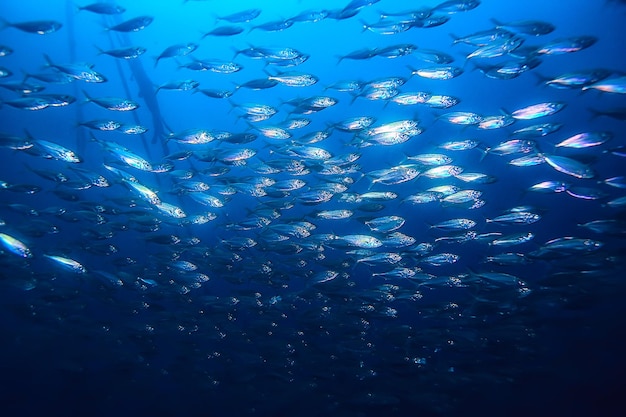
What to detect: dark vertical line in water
<box><xmin>102</xmin><ymin>14</ymin><xmax>170</xmax><ymax>160</ymax></box>
<box><xmin>66</xmin><ymin>0</ymin><xmax>86</xmax><ymax>155</ymax></box>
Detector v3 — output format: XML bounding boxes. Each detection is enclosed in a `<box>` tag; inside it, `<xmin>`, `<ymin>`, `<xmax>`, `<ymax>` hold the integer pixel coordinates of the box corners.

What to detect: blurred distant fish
<box><xmin>29</xmin><ymin>137</ymin><xmax>82</xmax><ymax>162</ymax></box>
<box><xmin>95</xmin><ymin>45</ymin><xmax>146</xmax><ymax>59</ymax></box>
<box><xmin>77</xmin><ymin>2</ymin><xmax>126</xmax><ymax>14</ymax></box>
<box><xmin>0</xmin><ymin>18</ymin><xmax>62</xmax><ymax>35</ymax></box>
<box><xmin>535</xmin><ymin>36</ymin><xmax>597</xmax><ymax>55</ymax></box>
<box><xmin>155</xmin><ymin>79</ymin><xmax>199</xmax><ymax>94</ymax></box>
<box><xmin>215</xmin><ymin>9</ymin><xmax>262</xmax><ymax>23</ymax></box>
<box><xmin>582</xmin><ymin>75</ymin><xmax>626</xmax><ymax>94</ymax></box>
<box><xmin>202</xmin><ymin>25</ymin><xmax>245</xmax><ymax>38</ymax></box>
<box><xmin>155</xmin><ymin>43</ymin><xmax>198</xmax><ymax>67</ymax></box>
<box><xmin>106</xmin><ymin>16</ymin><xmax>153</xmax><ymax>32</ymax></box>
<box><xmin>490</xmin><ymin>18</ymin><xmax>555</xmax><ymax>35</ymax></box>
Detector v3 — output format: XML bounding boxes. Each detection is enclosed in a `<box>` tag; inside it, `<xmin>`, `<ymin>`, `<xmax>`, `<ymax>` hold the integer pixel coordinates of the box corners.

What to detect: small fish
<box><xmin>510</xmin><ymin>102</ymin><xmax>565</xmax><ymax>120</ymax></box>
<box><xmin>1</xmin><ymin>19</ymin><xmax>62</xmax><ymax>35</ymax></box>
<box><xmin>555</xmin><ymin>132</ymin><xmax>612</xmax><ymax>148</ymax></box>
<box><xmin>0</xmin><ymin>232</ymin><xmax>32</xmax><ymax>258</ymax></box>
<box><xmin>439</xmin><ymin>111</ymin><xmax>482</xmax><ymax>125</ymax></box>
<box><xmin>155</xmin><ymin>202</ymin><xmax>186</xmax><ymax>219</ymax></box>
<box><xmin>43</xmin><ymin>54</ymin><xmax>106</xmax><ymax>83</ymax></box>
<box><xmin>340</xmin><ymin>234</ymin><xmax>383</xmax><ymax>248</ymax></box>
<box><xmin>155</xmin><ymin>43</ymin><xmax>198</xmax><ymax>67</ymax></box>
<box><xmin>202</xmin><ymin>25</ymin><xmax>245</xmax><ymax>38</ymax></box>
<box><xmin>107</xmin><ymin>16</ymin><xmax>153</xmax><ymax>32</ymax></box>
<box><xmin>582</xmin><ymin>76</ymin><xmax>626</xmax><ymax>94</ymax></box>
<box><xmin>410</xmin><ymin>66</ymin><xmax>464</xmax><ymax>80</ymax></box>
<box><xmin>541</xmin><ymin>154</ymin><xmax>595</xmax><ymax>179</ymax></box>
<box><xmin>535</xmin><ymin>36</ymin><xmax>597</xmax><ymax>55</ymax></box>
<box><xmin>420</xmin><ymin>253</ymin><xmax>459</xmax><ymax>266</ymax></box>
<box><xmin>511</xmin><ymin>123</ymin><xmax>562</xmax><ymax>138</ymax></box>
<box><xmin>431</xmin><ymin>218</ymin><xmax>477</xmax><ymax>230</ymax></box>
<box><xmin>95</xmin><ymin>45</ymin><xmax>146</xmax><ymax>59</ymax></box>
<box><xmin>266</xmin><ymin>71</ymin><xmax>319</xmax><ymax>87</ymax></box>
<box><xmin>83</xmin><ymin>90</ymin><xmax>138</xmax><ymax>111</ymax></box>
<box><xmin>32</xmin><ymin>138</ymin><xmax>82</xmax><ymax>163</ymax></box>
<box><xmin>491</xmin><ymin>18</ymin><xmax>555</xmax><ymax>36</ymax></box>
<box><xmin>365</xmin><ymin>216</ymin><xmax>405</xmax><ymax>232</ymax></box>
<box><xmin>78</xmin><ymin>2</ymin><xmax>126</xmax><ymax>14</ymax></box>
<box><xmin>156</xmin><ymin>79</ymin><xmax>199</xmax><ymax>93</ymax></box>
<box><xmin>490</xmin><ymin>232</ymin><xmax>535</xmax><ymax>247</ymax></box>
<box><xmin>486</xmin><ymin>212</ymin><xmax>541</xmax><ymax>225</ymax></box>
<box><xmin>43</xmin><ymin>254</ymin><xmax>86</xmax><ymax>273</ymax></box>
<box><xmin>528</xmin><ymin>181</ymin><xmax>570</xmax><ymax>193</ymax></box>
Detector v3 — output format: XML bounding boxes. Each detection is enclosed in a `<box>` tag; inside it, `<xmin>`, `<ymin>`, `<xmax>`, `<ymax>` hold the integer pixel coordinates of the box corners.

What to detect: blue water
<box><xmin>1</xmin><ymin>1</ymin><xmax>626</xmax><ymax>416</ymax></box>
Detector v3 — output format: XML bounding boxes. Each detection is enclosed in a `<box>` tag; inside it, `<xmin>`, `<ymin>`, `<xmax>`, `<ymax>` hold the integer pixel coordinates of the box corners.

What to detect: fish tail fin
<box><xmin>477</xmin><ymin>146</ymin><xmax>490</xmax><ymax>162</ymax></box>
<box><xmin>490</xmin><ymin>18</ymin><xmax>502</xmax><ymax>27</ymax></box>
<box><xmin>352</xmin><ymin>172</ymin><xmax>365</xmax><ymax>185</ymax></box>
<box><xmin>532</xmin><ymin>72</ymin><xmax>550</xmax><ymax>86</ymax></box>
<box><xmin>42</xmin><ymin>53</ymin><xmax>53</xmax><ymax>67</ymax></box>
<box><xmin>93</xmin><ymin>44</ymin><xmax>104</xmax><ymax>55</ymax></box>
<box><xmin>20</xmin><ymin>69</ymin><xmax>30</xmax><ymax>83</ymax></box>
<box><xmin>359</xmin><ymin>19</ymin><xmax>369</xmax><ymax>33</ymax></box>
<box><xmin>161</xmin><ymin>120</ymin><xmax>173</xmax><ymax>136</ymax></box>
<box><xmin>226</xmin><ymin>99</ymin><xmax>238</xmax><ymax>114</ymax></box>
<box><xmin>0</xmin><ymin>17</ymin><xmax>9</xmax><ymax>31</ymax></box>
<box><xmin>81</xmin><ymin>89</ymin><xmax>91</xmax><ymax>102</ymax></box>
<box><xmin>406</xmin><ymin>64</ymin><xmax>417</xmax><ymax>77</ymax></box>
<box><xmin>449</xmin><ymin>33</ymin><xmax>460</xmax><ymax>44</ymax></box>
<box><xmin>587</xmin><ymin>107</ymin><xmax>601</xmax><ymax>120</ymax></box>
<box><xmin>23</xmin><ymin>129</ymin><xmax>35</xmax><ymax>142</ymax></box>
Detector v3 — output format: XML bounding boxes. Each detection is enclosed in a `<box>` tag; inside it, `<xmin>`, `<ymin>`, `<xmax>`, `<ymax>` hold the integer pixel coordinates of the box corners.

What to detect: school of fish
<box><xmin>1</xmin><ymin>0</ymin><xmax>625</xmax><ymax>413</ymax></box>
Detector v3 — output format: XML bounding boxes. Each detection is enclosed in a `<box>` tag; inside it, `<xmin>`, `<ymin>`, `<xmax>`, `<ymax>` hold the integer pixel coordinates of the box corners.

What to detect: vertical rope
<box><xmin>66</xmin><ymin>0</ymin><xmax>86</xmax><ymax>155</ymax></box>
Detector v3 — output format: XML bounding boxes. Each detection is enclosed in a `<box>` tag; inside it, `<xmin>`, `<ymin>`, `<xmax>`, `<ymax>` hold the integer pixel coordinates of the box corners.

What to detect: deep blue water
<box><xmin>1</xmin><ymin>1</ymin><xmax>626</xmax><ymax>416</ymax></box>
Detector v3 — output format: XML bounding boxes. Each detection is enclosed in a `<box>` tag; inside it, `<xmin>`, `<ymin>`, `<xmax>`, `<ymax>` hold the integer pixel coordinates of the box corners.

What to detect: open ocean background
<box><xmin>1</xmin><ymin>1</ymin><xmax>625</xmax><ymax>416</ymax></box>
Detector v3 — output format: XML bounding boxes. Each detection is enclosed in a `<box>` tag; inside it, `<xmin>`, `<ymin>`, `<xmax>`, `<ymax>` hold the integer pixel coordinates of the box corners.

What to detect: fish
<box><xmin>216</xmin><ymin>9</ymin><xmax>262</xmax><ymax>23</ymax></box>
<box><xmin>539</xmin><ymin>69</ymin><xmax>612</xmax><ymax>89</ymax></box>
<box><xmin>581</xmin><ymin>75</ymin><xmax>626</xmax><ymax>94</ymax></box>
<box><xmin>510</xmin><ymin>102</ymin><xmax>565</xmax><ymax>119</ymax></box>
<box><xmin>106</xmin><ymin>16</ymin><xmax>153</xmax><ymax>32</ymax></box>
<box><xmin>155</xmin><ymin>43</ymin><xmax>198</xmax><ymax>66</ymax></box>
<box><xmin>490</xmin><ymin>19</ymin><xmax>555</xmax><ymax>36</ymax></box>
<box><xmin>0</xmin><ymin>18</ymin><xmax>62</xmax><ymax>34</ymax></box>
<box><xmin>541</xmin><ymin>154</ymin><xmax>596</xmax><ymax>179</ymax></box>
<box><xmin>30</xmin><ymin>138</ymin><xmax>82</xmax><ymax>163</ymax></box>
<box><xmin>95</xmin><ymin>45</ymin><xmax>147</xmax><ymax>59</ymax></box>
<box><xmin>535</xmin><ymin>36</ymin><xmax>597</xmax><ymax>55</ymax></box>
<box><xmin>555</xmin><ymin>132</ymin><xmax>612</xmax><ymax>148</ymax></box>
<box><xmin>43</xmin><ymin>254</ymin><xmax>86</xmax><ymax>273</ymax></box>
<box><xmin>83</xmin><ymin>90</ymin><xmax>139</xmax><ymax>111</ymax></box>
<box><xmin>43</xmin><ymin>54</ymin><xmax>106</xmax><ymax>83</ymax></box>
<box><xmin>77</xmin><ymin>3</ymin><xmax>126</xmax><ymax>14</ymax></box>
<box><xmin>202</xmin><ymin>25</ymin><xmax>245</xmax><ymax>38</ymax></box>
<box><xmin>339</xmin><ymin>234</ymin><xmax>383</xmax><ymax>248</ymax></box>
<box><xmin>0</xmin><ymin>232</ymin><xmax>33</xmax><ymax>258</ymax></box>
